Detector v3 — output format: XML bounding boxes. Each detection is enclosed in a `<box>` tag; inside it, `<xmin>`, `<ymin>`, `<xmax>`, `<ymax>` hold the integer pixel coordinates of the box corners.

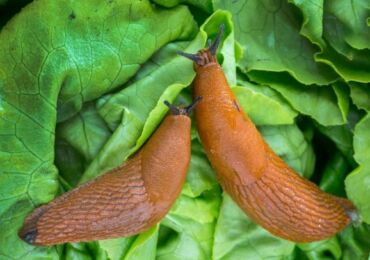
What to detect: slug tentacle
<box><xmin>164</xmin><ymin>97</ymin><xmax>202</xmax><ymax>116</ymax></box>
<box><xmin>185</xmin><ymin>96</ymin><xmax>203</xmax><ymax>114</ymax></box>
<box><xmin>208</xmin><ymin>23</ymin><xmax>224</xmax><ymax>55</ymax></box>
<box><xmin>177</xmin><ymin>24</ymin><xmax>224</xmax><ymax>66</ymax></box>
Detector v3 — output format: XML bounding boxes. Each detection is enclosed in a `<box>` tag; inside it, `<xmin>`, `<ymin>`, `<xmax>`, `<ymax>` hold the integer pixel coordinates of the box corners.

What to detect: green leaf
<box><xmin>319</xmin><ymin>151</ymin><xmax>350</xmax><ymax>197</ymax></box>
<box><xmin>288</xmin><ymin>0</ymin><xmax>325</xmax><ymax>47</ymax></box>
<box><xmin>213</xmin><ymin>193</ymin><xmax>295</xmax><ymax>260</ymax></box>
<box><xmin>248</xmin><ymin>71</ymin><xmax>347</xmax><ymax>126</ymax></box>
<box><xmin>352</xmin><ymin>114</ymin><xmax>370</xmax><ymax>165</ymax></box>
<box><xmin>317</xmin><ymin>0</ymin><xmax>370</xmax><ymax>80</ymax></box>
<box><xmin>160</xmin><ymin>189</ymin><xmax>221</xmax><ymax>260</ymax></box>
<box><xmin>169</xmin><ymin>190</ymin><xmax>220</xmax><ymax>225</ymax></box>
<box><xmin>349</xmin><ymin>82</ymin><xmax>370</xmax><ymax>112</ymax></box>
<box><xmin>55</xmin><ymin>139</ymin><xmax>86</xmax><ymax>187</ymax></box>
<box><xmin>316</xmin><ymin>0</ymin><xmax>370</xmax><ymax>83</ymax></box>
<box><xmin>232</xmin><ymin>83</ymin><xmax>298</xmax><ymax>125</ymax></box>
<box><xmin>123</xmin><ymin>226</ymin><xmax>159</xmax><ymax>260</ymax></box>
<box><xmin>333</xmin><ymin>82</ymin><xmax>350</xmax><ymax>122</ymax></box>
<box><xmin>157</xmin><ymin>228</ymin><xmax>207</xmax><ymax>260</ymax></box>
<box><xmin>58</xmin><ymin>103</ymin><xmax>111</xmax><ymax>162</ymax></box>
<box><xmin>339</xmin><ymin>223</ymin><xmax>370</xmax><ymax>260</ymax></box>
<box><xmin>97</xmin><ymin>41</ymin><xmax>200</xmax><ymax>131</ymax></box>
<box><xmin>315</xmin><ymin>124</ymin><xmax>354</xmax><ymax>165</ymax></box>
<box><xmin>55</xmin><ymin>103</ymin><xmax>111</xmax><ymax>187</ymax></box>
<box><xmin>324</xmin><ymin>0</ymin><xmax>370</xmax><ymax>51</ymax></box>
<box><xmin>182</xmin><ymin>139</ymin><xmax>218</xmax><ymax>198</ymax></box>
<box><xmin>315</xmin><ymin>44</ymin><xmax>370</xmax><ymax>83</ymax></box>
<box><xmin>297</xmin><ymin>237</ymin><xmax>342</xmax><ymax>260</ymax></box>
<box><xmin>213</xmin><ymin>0</ymin><xmax>337</xmax><ymax>85</ymax></box>
<box><xmin>64</xmin><ymin>243</ymin><xmax>95</xmax><ymax>260</ymax></box>
<box><xmin>99</xmin><ymin>237</ymin><xmax>135</xmax><ymax>260</ymax></box>
<box><xmin>345</xmin><ymin>113</ymin><xmax>370</xmax><ymax>223</ymax></box>
<box><xmin>152</xmin><ymin>0</ymin><xmax>213</xmax><ymax>13</ymax></box>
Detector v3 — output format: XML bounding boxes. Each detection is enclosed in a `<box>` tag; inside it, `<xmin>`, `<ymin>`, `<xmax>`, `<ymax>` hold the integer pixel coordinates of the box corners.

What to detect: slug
<box><xmin>18</xmin><ymin>98</ymin><xmax>202</xmax><ymax>246</ymax></box>
<box><xmin>179</xmin><ymin>25</ymin><xmax>356</xmax><ymax>243</ymax></box>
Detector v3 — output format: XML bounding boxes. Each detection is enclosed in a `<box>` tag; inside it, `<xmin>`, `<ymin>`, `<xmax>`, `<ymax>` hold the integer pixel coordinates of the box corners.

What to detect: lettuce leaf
<box><xmin>346</xmin><ymin>113</ymin><xmax>370</xmax><ymax>223</ymax></box>
<box><xmin>213</xmin><ymin>0</ymin><xmax>338</xmax><ymax>85</ymax></box>
<box><xmin>0</xmin><ymin>0</ymin><xmax>369</xmax><ymax>259</ymax></box>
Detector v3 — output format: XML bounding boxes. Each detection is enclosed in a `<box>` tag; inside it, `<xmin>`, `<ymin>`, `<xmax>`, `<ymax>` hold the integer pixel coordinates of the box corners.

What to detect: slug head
<box><xmin>177</xmin><ymin>24</ymin><xmax>224</xmax><ymax>69</ymax></box>
<box><xmin>163</xmin><ymin>96</ymin><xmax>203</xmax><ymax>116</ymax></box>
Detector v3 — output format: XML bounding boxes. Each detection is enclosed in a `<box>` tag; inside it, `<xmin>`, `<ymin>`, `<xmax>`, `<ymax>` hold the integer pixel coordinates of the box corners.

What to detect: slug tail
<box><xmin>334</xmin><ymin>196</ymin><xmax>359</xmax><ymax>224</ymax></box>
<box><xmin>19</xmin><ymin>228</ymin><xmax>38</xmax><ymax>245</ymax></box>
<box><xmin>18</xmin><ymin>204</ymin><xmax>50</xmax><ymax>245</ymax></box>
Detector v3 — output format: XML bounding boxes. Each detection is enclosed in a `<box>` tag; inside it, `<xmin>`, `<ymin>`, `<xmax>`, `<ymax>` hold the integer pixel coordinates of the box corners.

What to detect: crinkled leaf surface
<box><xmin>58</xmin><ymin>103</ymin><xmax>111</xmax><ymax>163</ymax></box>
<box><xmin>232</xmin><ymin>84</ymin><xmax>298</xmax><ymax>125</ymax></box>
<box><xmin>324</xmin><ymin>0</ymin><xmax>370</xmax><ymax>51</ymax></box>
<box><xmin>349</xmin><ymin>82</ymin><xmax>370</xmax><ymax>112</ymax></box>
<box><xmin>213</xmin><ymin>193</ymin><xmax>295</xmax><ymax>260</ymax></box>
<box><xmin>345</xmin><ymin>113</ymin><xmax>370</xmax><ymax>223</ymax></box>
<box><xmin>297</xmin><ymin>237</ymin><xmax>342</xmax><ymax>260</ymax></box>
<box><xmin>315</xmin><ymin>44</ymin><xmax>370</xmax><ymax>83</ymax></box>
<box><xmin>213</xmin><ymin>0</ymin><xmax>338</xmax><ymax>85</ymax></box>
<box><xmin>315</xmin><ymin>124</ymin><xmax>354</xmax><ymax>165</ymax></box>
<box><xmin>339</xmin><ymin>223</ymin><xmax>370</xmax><ymax>259</ymax></box>
<box><xmin>288</xmin><ymin>0</ymin><xmax>325</xmax><ymax>47</ymax></box>
<box><xmin>248</xmin><ymin>71</ymin><xmax>347</xmax><ymax>126</ymax></box>
<box><xmin>152</xmin><ymin>0</ymin><xmax>213</xmax><ymax>13</ymax></box>
<box><xmin>315</xmin><ymin>0</ymin><xmax>370</xmax><ymax>82</ymax></box>
<box><xmin>123</xmin><ymin>225</ymin><xmax>159</xmax><ymax>260</ymax></box>
<box><xmin>319</xmin><ymin>151</ymin><xmax>349</xmax><ymax>197</ymax></box>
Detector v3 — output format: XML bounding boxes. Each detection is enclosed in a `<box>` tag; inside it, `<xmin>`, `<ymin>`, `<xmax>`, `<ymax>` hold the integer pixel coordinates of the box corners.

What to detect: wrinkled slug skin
<box><xmin>19</xmin><ymin>114</ymin><xmax>191</xmax><ymax>246</ymax></box>
<box><xmin>192</xmin><ymin>54</ymin><xmax>354</xmax><ymax>243</ymax></box>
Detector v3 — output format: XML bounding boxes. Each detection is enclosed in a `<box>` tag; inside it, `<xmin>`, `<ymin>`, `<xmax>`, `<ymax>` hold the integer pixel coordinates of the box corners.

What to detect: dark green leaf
<box><xmin>213</xmin><ymin>0</ymin><xmax>337</xmax><ymax>85</ymax></box>
<box><xmin>213</xmin><ymin>193</ymin><xmax>295</xmax><ymax>259</ymax></box>
<box><xmin>233</xmin><ymin>83</ymin><xmax>298</xmax><ymax>125</ymax></box>
<box><xmin>349</xmin><ymin>82</ymin><xmax>370</xmax><ymax>112</ymax></box>
<box><xmin>345</xmin><ymin>113</ymin><xmax>370</xmax><ymax>223</ymax></box>
<box><xmin>248</xmin><ymin>71</ymin><xmax>347</xmax><ymax>126</ymax></box>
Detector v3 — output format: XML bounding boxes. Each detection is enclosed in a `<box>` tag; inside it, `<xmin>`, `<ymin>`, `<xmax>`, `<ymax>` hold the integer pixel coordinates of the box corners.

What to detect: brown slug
<box><xmin>178</xmin><ymin>25</ymin><xmax>356</xmax><ymax>243</ymax></box>
<box><xmin>18</xmin><ymin>98</ymin><xmax>202</xmax><ymax>246</ymax></box>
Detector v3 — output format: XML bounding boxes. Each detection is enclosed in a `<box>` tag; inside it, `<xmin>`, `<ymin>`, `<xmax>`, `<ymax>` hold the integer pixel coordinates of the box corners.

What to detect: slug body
<box><xmin>19</xmin><ymin>105</ymin><xmax>193</xmax><ymax>246</ymax></box>
<box><xmin>180</xmin><ymin>27</ymin><xmax>355</xmax><ymax>242</ymax></box>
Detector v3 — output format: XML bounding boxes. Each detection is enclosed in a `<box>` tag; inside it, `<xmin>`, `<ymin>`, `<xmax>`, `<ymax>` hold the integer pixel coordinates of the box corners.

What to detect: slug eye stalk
<box><xmin>177</xmin><ymin>24</ymin><xmax>224</xmax><ymax>66</ymax></box>
<box><xmin>164</xmin><ymin>96</ymin><xmax>203</xmax><ymax>116</ymax></box>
